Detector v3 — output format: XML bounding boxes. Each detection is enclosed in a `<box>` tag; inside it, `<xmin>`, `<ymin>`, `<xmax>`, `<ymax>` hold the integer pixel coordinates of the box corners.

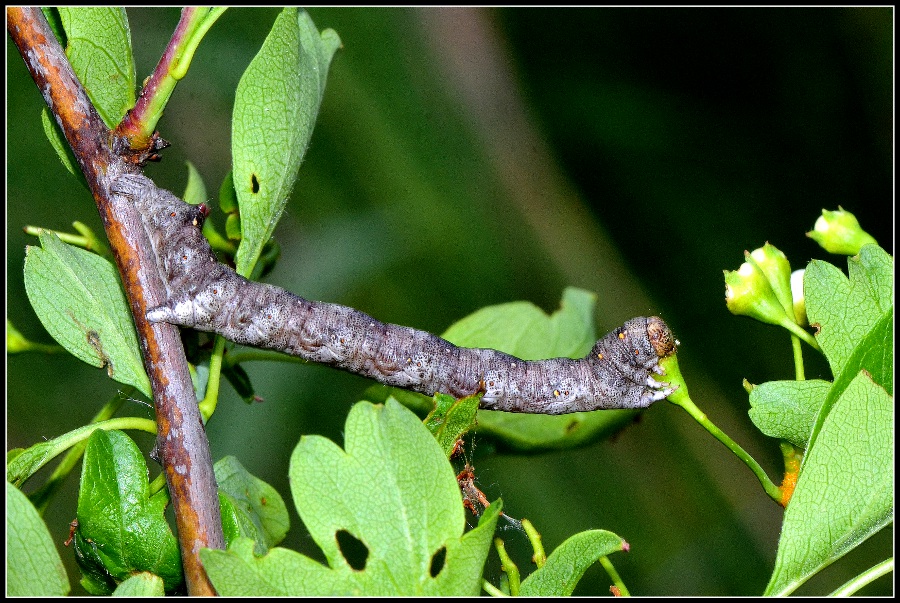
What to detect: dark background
<box><xmin>7</xmin><ymin>8</ymin><xmax>893</xmax><ymax>595</ymax></box>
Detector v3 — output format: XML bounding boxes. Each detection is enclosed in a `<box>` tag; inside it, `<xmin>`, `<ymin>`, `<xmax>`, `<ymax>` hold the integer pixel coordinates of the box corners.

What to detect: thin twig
<box><xmin>7</xmin><ymin>7</ymin><xmax>223</xmax><ymax>595</ymax></box>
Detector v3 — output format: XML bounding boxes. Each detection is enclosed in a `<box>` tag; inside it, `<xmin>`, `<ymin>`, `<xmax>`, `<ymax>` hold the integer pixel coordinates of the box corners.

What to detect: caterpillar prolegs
<box><xmin>112</xmin><ymin>174</ymin><xmax>678</xmax><ymax>414</ymax></box>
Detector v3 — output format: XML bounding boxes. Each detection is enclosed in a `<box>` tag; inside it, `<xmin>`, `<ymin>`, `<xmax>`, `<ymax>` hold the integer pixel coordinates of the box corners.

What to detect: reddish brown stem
<box><xmin>115</xmin><ymin>7</ymin><xmax>199</xmax><ymax>147</ymax></box>
<box><xmin>7</xmin><ymin>7</ymin><xmax>223</xmax><ymax>595</ymax></box>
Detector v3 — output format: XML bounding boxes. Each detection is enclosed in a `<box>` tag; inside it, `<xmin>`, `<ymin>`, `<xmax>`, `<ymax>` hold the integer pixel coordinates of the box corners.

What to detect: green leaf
<box><xmin>804</xmin><ymin>245</ymin><xmax>893</xmax><ymax>380</ymax></box>
<box><xmin>112</xmin><ymin>572</ymin><xmax>165</xmax><ymax>597</ymax></box>
<box><xmin>214</xmin><ymin>456</ymin><xmax>290</xmax><ymax>553</ymax></box>
<box><xmin>23</xmin><ymin>232</ymin><xmax>151</xmax><ymax>397</ymax></box>
<box><xmin>747</xmin><ymin>380</ymin><xmax>831</xmax><ymax>449</ymax></box>
<box><xmin>231</xmin><ymin>7</ymin><xmax>341</xmax><ymax>277</ymax></box>
<box><xmin>403</xmin><ymin>287</ymin><xmax>638</xmax><ymax>451</ymax></box>
<box><xmin>6</xmin><ymin>482</ymin><xmax>70</xmax><ymax>596</ymax></box>
<box><xmin>74</xmin><ymin>430</ymin><xmax>182</xmax><ymax>594</ymax></box>
<box><xmin>423</xmin><ymin>392</ymin><xmax>480</xmax><ymax>457</ymax></box>
<box><xmin>182</xmin><ymin>160</ymin><xmax>208</xmax><ymax>206</ymax></box>
<box><xmin>57</xmin><ymin>7</ymin><xmax>136</xmax><ymax>128</ymax></box>
<box><xmin>202</xmin><ymin>400</ymin><xmax>499</xmax><ymax>595</ymax></box>
<box><xmin>40</xmin><ymin>108</ymin><xmax>89</xmax><ymax>188</ymax></box>
<box><xmin>764</xmin><ymin>372</ymin><xmax>893</xmax><ymax>595</ymax></box>
<box><xmin>218</xmin><ymin>169</ymin><xmax>238</xmax><ymax>214</ymax></box>
<box><xmin>225</xmin><ymin>213</ymin><xmax>243</xmax><ymax>241</ymax></box>
<box><xmin>518</xmin><ymin>529</ymin><xmax>628</xmax><ymax>596</ymax></box>
<box><xmin>222</xmin><ymin>361</ymin><xmax>258</xmax><ymax>404</ymax></box>
<box><xmin>804</xmin><ymin>248</ymin><xmax>893</xmax><ymax>452</ymax></box>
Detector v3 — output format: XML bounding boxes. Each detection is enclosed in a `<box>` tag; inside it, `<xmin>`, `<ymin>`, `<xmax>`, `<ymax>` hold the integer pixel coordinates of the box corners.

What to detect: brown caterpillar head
<box><xmin>646</xmin><ymin>316</ymin><xmax>677</xmax><ymax>358</ymax></box>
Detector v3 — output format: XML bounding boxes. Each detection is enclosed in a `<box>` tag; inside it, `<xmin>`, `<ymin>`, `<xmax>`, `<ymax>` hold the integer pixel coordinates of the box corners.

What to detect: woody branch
<box><xmin>7</xmin><ymin>7</ymin><xmax>223</xmax><ymax>595</ymax></box>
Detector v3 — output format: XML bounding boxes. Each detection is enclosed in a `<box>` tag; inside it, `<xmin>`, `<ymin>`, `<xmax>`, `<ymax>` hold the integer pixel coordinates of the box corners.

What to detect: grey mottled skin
<box><xmin>113</xmin><ymin>174</ymin><xmax>677</xmax><ymax>414</ymax></box>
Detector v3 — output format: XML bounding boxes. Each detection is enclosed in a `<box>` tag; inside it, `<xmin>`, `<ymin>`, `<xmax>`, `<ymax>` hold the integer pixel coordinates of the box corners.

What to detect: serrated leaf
<box><xmin>764</xmin><ymin>372</ymin><xmax>893</xmax><ymax>595</ymax></box>
<box><xmin>231</xmin><ymin>7</ymin><xmax>341</xmax><ymax>277</ymax></box>
<box><xmin>447</xmin><ymin>287</ymin><xmax>638</xmax><ymax>451</ymax></box>
<box><xmin>202</xmin><ymin>537</ymin><xmax>345</xmax><ymax>596</ymax></box>
<box><xmin>74</xmin><ymin>430</ymin><xmax>182</xmax><ymax>594</ymax></box>
<box><xmin>849</xmin><ymin>244</ymin><xmax>893</xmax><ymax>314</ymax></box>
<box><xmin>747</xmin><ymin>380</ymin><xmax>831</xmax><ymax>449</ymax></box>
<box><xmin>519</xmin><ymin>529</ymin><xmax>628</xmax><ymax>596</ymax></box>
<box><xmin>423</xmin><ymin>392</ymin><xmax>480</xmax><ymax>457</ymax></box>
<box><xmin>6</xmin><ymin>482</ymin><xmax>70</xmax><ymax>596</ymax></box>
<box><xmin>805</xmin><ymin>246</ymin><xmax>893</xmax><ymax>380</ymax></box>
<box><xmin>58</xmin><ymin>7</ymin><xmax>135</xmax><ymax>128</ymax></box>
<box><xmin>182</xmin><ymin>161</ymin><xmax>208</xmax><ymax>206</ymax></box>
<box><xmin>203</xmin><ymin>400</ymin><xmax>499</xmax><ymax>595</ymax></box>
<box><xmin>804</xmin><ymin>250</ymin><xmax>893</xmax><ymax>453</ymax></box>
<box><xmin>112</xmin><ymin>572</ymin><xmax>165</xmax><ymax>597</ymax></box>
<box><xmin>23</xmin><ymin>232</ymin><xmax>151</xmax><ymax>397</ymax></box>
<box><xmin>214</xmin><ymin>456</ymin><xmax>289</xmax><ymax>553</ymax></box>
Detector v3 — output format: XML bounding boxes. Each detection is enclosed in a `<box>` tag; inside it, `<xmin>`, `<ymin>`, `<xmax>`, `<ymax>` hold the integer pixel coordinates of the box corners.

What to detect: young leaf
<box><xmin>74</xmin><ymin>430</ymin><xmax>183</xmax><ymax>594</ymax></box>
<box><xmin>6</xmin><ymin>482</ymin><xmax>70</xmax><ymax>596</ymax></box>
<box><xmin>214</xmin><ymin>455</ymin><xmax>290</xmax><ymax>553</ymax></box>
<box><xmin>202</xmin><ymin>400</ymin><xmax>500</xmax><ymax>595</ymax></box>
<box><xmin>23</xmin><ymin>232</ymin><xmax>151</xmax><ymax>397</ymax></box>
<box><xmin>423</xmin><ymin>392</ymin><xmax>480</xmax><ymax>457</ymax></box>
<box><xmin>764</xmin><ymin>372</ymin><xmax>893</xmax><ymax>595</ymax></box>
<box><xmin>182</xmin><ymin>160</ymin><xmax>208</xmax><ymax>206</ymax></box>
<box><xmin>57</xmin><ymin>7</ymin><xmax>136</xmax><ymax>128</ymax></box>
<box><xmin>518</xmin><ymin>529</ymin><xmax>629</xmax><ymax>596</ymax></box>
<box><xmin>231</xmin><ymin>7</ymin><xmax>341</xmax><ymax>277</ymax></box>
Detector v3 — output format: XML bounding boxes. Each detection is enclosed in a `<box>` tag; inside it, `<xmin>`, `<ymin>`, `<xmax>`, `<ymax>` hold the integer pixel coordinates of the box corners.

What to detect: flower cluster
<box><xmin>724</xmin><ymin>243</ymin><xmax>799</xmax><ymax>328</ymax></box>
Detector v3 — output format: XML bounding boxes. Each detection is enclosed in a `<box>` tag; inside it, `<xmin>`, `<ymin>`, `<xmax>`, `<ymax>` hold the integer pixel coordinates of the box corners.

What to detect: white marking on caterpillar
<box><xmin>113</xmin><ymin>174</ymin><xmax>678</xmax><ymax>414</ymax></box>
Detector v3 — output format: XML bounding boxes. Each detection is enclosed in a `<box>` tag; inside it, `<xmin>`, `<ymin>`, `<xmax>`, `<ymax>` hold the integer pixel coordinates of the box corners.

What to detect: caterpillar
<box><xmin>112</xmin><ymin>174</ymin><xmax>677</xmax><ymax>414</ymax></box>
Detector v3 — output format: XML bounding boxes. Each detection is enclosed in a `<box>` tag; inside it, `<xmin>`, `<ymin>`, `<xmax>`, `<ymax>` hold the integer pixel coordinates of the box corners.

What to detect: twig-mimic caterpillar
<box><xmin>113</xmin><ymin>174</ymin><xmax>677</xmax><ymax>414</ymax></box>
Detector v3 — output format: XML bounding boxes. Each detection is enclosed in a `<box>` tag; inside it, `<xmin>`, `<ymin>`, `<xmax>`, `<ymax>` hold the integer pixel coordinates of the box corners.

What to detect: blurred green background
<box><xmin>7</xmin><ymin>7</ymin><xmax>892</xmax><ymax>595</ymax></box>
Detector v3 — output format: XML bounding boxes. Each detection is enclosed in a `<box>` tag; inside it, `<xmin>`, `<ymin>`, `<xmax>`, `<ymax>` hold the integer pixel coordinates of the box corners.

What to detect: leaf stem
<box><xmin>599</xmin><ymin>556</ymin><xmax>630</xmax><ymax>596</ymax></box>
<box><xmin>829</xmin><ymin>557</ymin><xmax>893</xmax><ymax>596</ymax></box>
<box><xmin>482</xmin><ymin>579</ymin><xmax>509</xmax><ymax>597</ymax></box>
<box><xmin>790</xmin><ymin>333</ymin><xmax>805</xmax><ymax>380</ymax></box>
<box><xmin>7</xmin><ymin>416</ymin><xmax>157</xmax><ymax>489</ymax></box>
<box><xmin>28</xmin><ymin>390</ymin><xmax>131</xmax><ymax>512</ymax></box>
<box><xmin>148</xmin><ymin>471</ymin><xmax>169</xmax><ymax>497</ymax></box>
<box><xmin>198</xmin><ymin>335</ymin><xmax>227</xmax><ymax>421</ymax></box>
<box><xmin>661</xmin><ymin>355</ymin><xmax>783</xmax><ymax>504</ymax></box>
<box><xmin>522</xmin><ymin>519</ymin><xmax>547</xmax><ymax>568</ymax></box>
<box><xmin>781</xmin><ymin>318</ymin><xmax>821</xmax><ymax>352</ymax></box>
<box><xmin>494</xmin><ymin>537</ymin><xmax>521</xmax><ymax>596</ymax></box>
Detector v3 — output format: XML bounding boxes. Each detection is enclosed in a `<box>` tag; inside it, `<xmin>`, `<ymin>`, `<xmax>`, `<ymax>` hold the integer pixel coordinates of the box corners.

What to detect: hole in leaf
<box><xmin>429</xmin><ymin>545</ymin><xmax>447</xmax><ymax>578</ymax></box>
<box><xmin>250</xmin><ymin>173</ymin><xmax>260</xmax><ymax>194</ymax></box>
<box><xmin>336</xmin><ymin>529</ymin><xmax>368</xmax><ymax>571</ymax></box>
